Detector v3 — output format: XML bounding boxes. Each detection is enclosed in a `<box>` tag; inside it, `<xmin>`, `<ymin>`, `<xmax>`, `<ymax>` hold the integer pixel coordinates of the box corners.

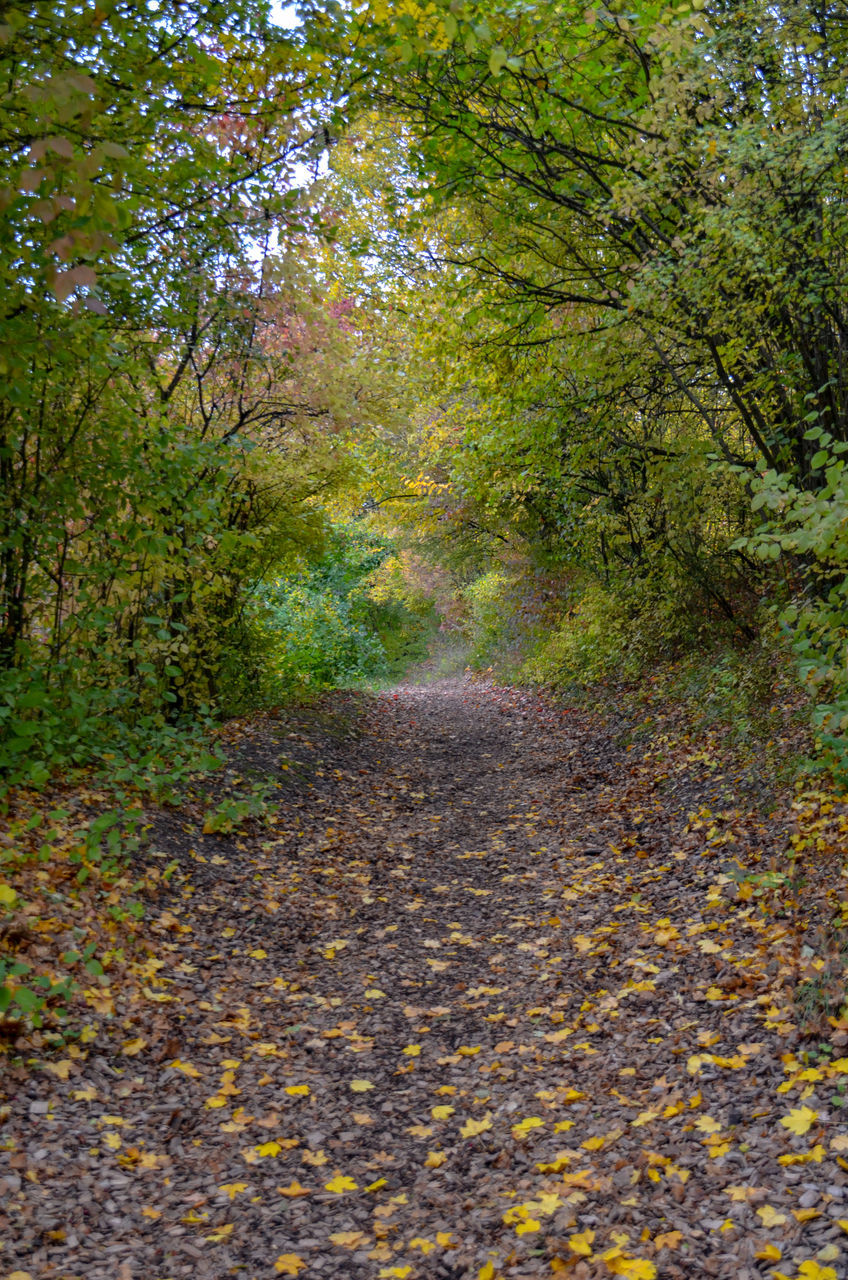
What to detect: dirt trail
<box><xmin>3</xmin><ymin>677</ymin><xmax>847</xmax><ymax>1280</ymax></box>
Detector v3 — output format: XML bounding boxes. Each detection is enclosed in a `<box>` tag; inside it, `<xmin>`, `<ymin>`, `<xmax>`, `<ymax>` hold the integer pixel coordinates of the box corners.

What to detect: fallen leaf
<box><xmin>780</xmin><ymin>1106</ymin><xmax>818</xmax><ymax>1136</ymax></box>
<box><xmin>460</xmin><ymin>1113</ymin><xmax>492</xmax><ymax>1138</ymax></box>
<box><xmin>219</xmin><ymin>1182</ymin><xmax>248</xmax><ymax>1200</ymax></box>
<box><xmin>757</xmin><ymin>1205</ymin><xmax>788</xmax><ymax>1228</ymax></box>
<box><xmin>274</xmin><ymin>1255</ymin><xmax>307</xmax><ymax>1275</ymax></box>
<box><xmin>277</xmin><ymin>1181</ymin><xmax>312</xmax><ymax>1198</ymax></box>
<box><xmin>330</xmin><ymin>1230</ymin><xmax>370</xmax><ymax>1248</ymax></box>
<box><xmin>169</xmin><ymin>1059</ymin><xmax>202</xmax><ymax>1078</ymax></box>
<box><xmin>205</xmin><ymin>1223</ymin><xmax>234</xmax><ymax>1243</ymax></box>
<box><xmin>325</xmin><ymin>1174</ymin><xmax>358</xmax><ymax>1193</ymax></box>
<box><xmin>569</xmin><ymin>1229</ymin><xmax>595</xmax><ymax>1256</ymax></box>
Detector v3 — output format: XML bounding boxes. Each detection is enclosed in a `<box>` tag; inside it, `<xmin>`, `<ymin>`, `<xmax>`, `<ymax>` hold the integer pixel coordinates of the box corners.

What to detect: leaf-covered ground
<box><xmin>3</xmin><ymin>676</ymin><xmax>848</xmax><ymax>1280</ymax></box>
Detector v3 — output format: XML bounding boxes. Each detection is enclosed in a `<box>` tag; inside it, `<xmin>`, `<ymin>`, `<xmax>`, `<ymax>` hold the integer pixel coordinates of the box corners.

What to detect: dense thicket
<box><xmin>304</xmin><ymin>0</ymin><xmax>848</xmax><ymax>772</ymax></box>
<box><xmin>0</xmin><ymin>1</ymin><xmax>425</xmax><ymax>786</ymax></box>
<box><xmin>7</xmin><ymin>0</ymin><xmax>848</xmax><ymax>786</ymax></box>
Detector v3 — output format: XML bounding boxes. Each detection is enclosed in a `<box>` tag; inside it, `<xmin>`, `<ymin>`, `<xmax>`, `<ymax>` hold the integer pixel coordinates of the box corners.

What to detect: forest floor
<box><xmin>3</xmin><ymin>674</ymin><xmax>848</xmax><ymax>1280</ymax></box>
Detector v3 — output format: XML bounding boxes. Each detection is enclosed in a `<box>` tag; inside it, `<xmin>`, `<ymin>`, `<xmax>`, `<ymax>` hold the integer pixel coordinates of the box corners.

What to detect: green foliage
<box><xmin>0</xmin><ymin>802</ymin><xmax>146</xmax><ymax>1030</ymax></box>
<box><xmin>0</xmin><ymin>1</ymin><xmax>391</xmax><ymax>789</ymax></box>
<box><xmin>462</xmin><ymin>571</ymin><xmax>520</xmax><ymax>667</ymax></box>
<box><xmin>239</xmin><ymin>523</ymin><xmax>438</xmax><ymax>702</ymax></box>
<box><xmin>738</xmin><ymin>441</ymin><xmax>848</xmax><ymax>782</ymax></box>
<box><xmin>523</xmin><ymin>578</ymin><xmax>705</xmax><ymax>689</ymax></box>
<box><xmin>306</xmin><ymin>0</ymin><xmax>848</xmax><ymax>775</ymax></box>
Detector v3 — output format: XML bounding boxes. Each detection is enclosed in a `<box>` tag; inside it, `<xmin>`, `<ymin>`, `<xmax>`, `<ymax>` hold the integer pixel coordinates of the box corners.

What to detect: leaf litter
<box><xmin>2</xmin><ymin>675</ymin><xmax>848</xmax><ymax>1280</ymax></box>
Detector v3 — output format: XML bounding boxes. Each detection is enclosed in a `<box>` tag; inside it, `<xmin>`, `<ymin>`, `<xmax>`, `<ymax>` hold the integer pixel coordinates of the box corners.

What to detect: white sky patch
<box><xmin>270</xmin><ymin>2</ymin><xmax>299</xmax><ymax>28</ymax></box>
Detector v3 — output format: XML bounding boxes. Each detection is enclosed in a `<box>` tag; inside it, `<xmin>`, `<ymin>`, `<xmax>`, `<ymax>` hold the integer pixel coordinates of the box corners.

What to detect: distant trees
<box><xmin>0</xmin><ymin>1</ymin><xmax>377</xmax><ymax>782</ymax></box>
<box><xmin>302</xmin><ymin>0</ymin><xmax>848</xmax><ymax>760</ymax></box>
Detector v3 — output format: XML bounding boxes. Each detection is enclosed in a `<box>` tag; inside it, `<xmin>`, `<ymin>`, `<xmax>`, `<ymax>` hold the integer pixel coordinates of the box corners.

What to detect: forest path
<box><xmin>5</xmin><ymin>677</ymin><xmax>847</xmax><ymax>1280</ymax></box>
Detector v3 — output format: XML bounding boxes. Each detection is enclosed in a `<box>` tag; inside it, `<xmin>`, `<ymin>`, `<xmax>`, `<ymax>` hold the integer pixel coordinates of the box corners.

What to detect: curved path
<box><xmin>4</xmin><ymin>678</ymin><xmax>846</xmax><ymax>1280</ymax></box>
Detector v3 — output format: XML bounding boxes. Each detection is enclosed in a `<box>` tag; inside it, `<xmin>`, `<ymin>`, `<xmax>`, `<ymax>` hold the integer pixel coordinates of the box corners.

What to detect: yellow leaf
<box><xmin>479</xmin><ymin>1263</ymin><xmax>496</xmax><ymax>1280</ymax></box>
<box><xmin>274</xmin><ymin>1255</ymin><xmax>307</xmax><ymax>1275</ymax></box>
<box><xmin>0</xmin><ymin>882</ymin><xmax>18</xmax><ymax>906</ymax></box>
<box><xmin>460</xmin><ymin>1113</ymin><xmax>492</xmax><ymax>1138</ymax></box>
<box><xmin>779</xmin><ymin>1144</ymin><xmax>826</xmax><ymax>1166</ymax></box>
<box><xmin>350</xmin><ymin>1079</ymin><xmax>374</xmax><ymax>1092</ymax></box>
<box><xmin>756</xmin><ymin>1205</ymin><xmax>787</xmax><ymax>1228</ymax></box>
<box><xmin>754</xmin><ymin>1244</ymin><xmax>782</xmax><ymax>1261</ymax></box>
<box><xmin>436</xmin><ymin>1232</ymin><xmax>454</xmax><ymax>1246</ymax></box>
<box><xmin>653</xmin><ymin>1231</ymin><xmax>682</xmax><ymax>1250</ymax></box>
<box><xmin>301</xmin><ymin>1149</ymin><xmax>327</xmax><ymax>1166</ymax></box>
<box><xmin>569</xmin><ymin>1229</ymin><xmax>595</xmax><ymax>1256</ymax></box>
<box><xmin>515</xmin><ymin>1219</ymin><xmax>541</xmax><ymax>1235</ymax></box>
<box><xmin>780</xmin><ymin>1106</ymin><xmax>818</xmax><ymax>1136</ymax></box>
<box><xmin>365</xmin><ymin>1177</ymin><xmax>387</xmax><ymax>1191</ymax></box>
<box><xmin>141</xmin><ymin>1206</ymin><xmax>161</xmax><ymax>1219</ymax></box>
<box><xmin>330</xmin><ymin>1231</ymin><xmax>370</xmax><ymax>1248</ymax></box>
<box><xmin>285</xmin><ymin>1084</ymin><xmax>310</xmax><ymax>1096</ymax></box>
<box><xmin>249</xmin><ymin>948</ymin><xmax>268</xmax><ymax>958</ymax></box>
<box><xmin>169</xmin><ymin>1059</ymin><xmax>202</xmax><ymax>1078</ymax></box>
<box><xmin>72</xmin><ymin>1085</ymin><xmax>97</xmax><ymax>1101</ymax></box>
<box><xmin>103</xmin><ymin>1132</ymin><xmax>121</xmax><ymax>1151</ymax></box>
<box><xmin>219</xmin><ymin>1182</ymin><xmax>248</xmax><ymax>1200</ymax></box>
<box><xmin>407</xmin><ymin>1124</ymin><xmax>433</xmax><ymax>1138</ymax></box>
<box><xmin>402</xmin><ymin>1044</ymin><xmax>421</xmax><ymax>1056</ymax></box>
<box><xmin>378</xmin><ymin>1269</ymin><xmax>411</xmax><ymax>1279</ymax></box>
<box><xmin>122</xmin><ymin>1036</ymin><xmax>147</xmax><ymax>1055</ymax></box>
<box><xmin>364</xmin><ymin>988</ymin><xmax>386</xmax><ymax>998</ymax></box>
<box><xmin>325</xmin><ymin>1174</ymin><xmax>358</xmax><ymax>1193</ymax></box>
<box><xmin>581</xmin><ymin>1135</ymin><xmax>605</xmax><ymax>1150</ymax></box>
<box><xmin>181</xmin><ymin>1210</ymin><xmax>209</xmax><ymax>1225</ymax></box>
<box><xmin>205</xmin><ymin>1223</ymin><xmax>234</xmax><ymax>1243</ymax></box>
<box><xmin>724</xmin><ymin>1185</ymin><xmax>764</xmax><ymax>1202</ymax></box>
<box><xmin>694</xmin><ymin>1115</ymin><xmax>722</xmax><ymax>1134</ymax></box>
<box><xmin>255</xmin><ymin>1142</ymin><xmax>283</xmax><ymax>1158</ymax></box>
<box><xmin>796</xmin><ymin>1264</ymin><xmax>838</xmax><ymax>1280</ymax></box>
<box><xmin>605</xmin><ymin>1257</ymin><xmax>657</xmax><ymax>1279</ymax></box>
<box><xmin>425</xmin><ymin>1150</ymin><xmax>446</xmax><ymax>1168</ymax></box>
<box><xmin>631</xmin><ymin>1110</ymin><xmax>660</xmax><ymax>1128</ymax></box>
<box><xmin>44</xmin><ymin>1059</ymin><xmax>73</xmax><ymax>1080</ymax></box>
<box><xmin>794</xmin><ymin>1208</ymin><xmax>821</xmax><ymax>1222</ymax></box>
<box><xmin>512</xmin><ymin>1116</ymin><xmax>544</xmax><ymax>1138</ymax></box>
<box><xmin>432</xmin><ymin>1105</ymin><xmax>455</xmax><ymax>1120</ymax></box>
<box><xmin>277</xmin><ymin>1181</ymin><xmax>311</xmax><ymax>1198</ymax></box>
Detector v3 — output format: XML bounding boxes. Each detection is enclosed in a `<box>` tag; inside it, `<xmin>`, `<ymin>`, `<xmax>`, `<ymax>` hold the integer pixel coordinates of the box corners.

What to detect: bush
<box><xmin>523</xmin><ymin>578</ymin><xmax>713</xmax><ymax>689</ymax></box>
<box><xmin>463</xmin><ymin>571</ymin><xmax>518</xmax><ymax>666</ymax></box>
<box><xmin>238</xmin><ymin>523</ymin><xmax>440</xmax><ymax>703</ymax></box>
